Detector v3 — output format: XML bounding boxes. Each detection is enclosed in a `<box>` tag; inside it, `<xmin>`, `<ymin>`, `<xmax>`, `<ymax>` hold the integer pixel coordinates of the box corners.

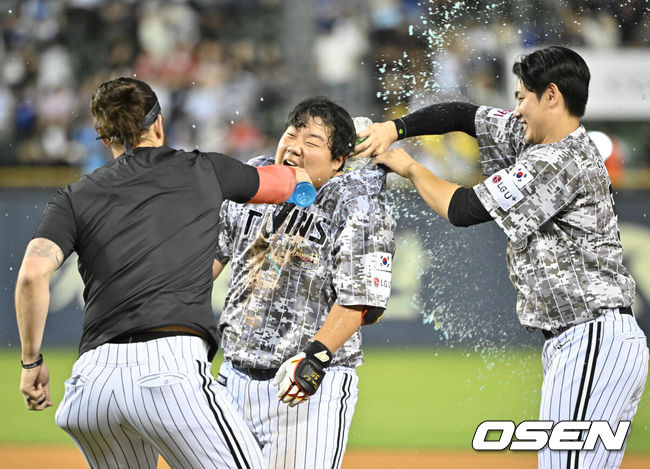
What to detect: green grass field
<box><xmin>2</xmin><ymin>347</ymin><xmax>649</xmax><ymax>452</ymax></box>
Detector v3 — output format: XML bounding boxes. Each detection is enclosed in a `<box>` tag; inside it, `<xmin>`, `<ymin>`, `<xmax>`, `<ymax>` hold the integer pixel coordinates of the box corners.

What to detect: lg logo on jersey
<box><xmin>472</xmin><ymin>420</ymin><xmax>630</xmax><ymax>451</ymax></box>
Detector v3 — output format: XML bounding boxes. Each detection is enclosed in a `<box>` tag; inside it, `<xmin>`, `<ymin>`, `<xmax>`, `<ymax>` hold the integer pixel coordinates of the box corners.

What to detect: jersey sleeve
<box><xmin>474</xmin><ymin>105</ymin><xmax>528</xmax><ymax>175</ymax></box>
<box><xmin>32</xmin><ymin>188</ymin><xmax>77</xmax><ymax>259</ymax></box>
<box><xmin>207</xmin><ymin>153</ymin><xmax>260</xmax><ymax>203</ymax></box>
<box><xmin>214</xmin><ymin>201</ymin><xmax>233</xmax><ymax>265</ymax></box>
<box><xmin>473</xmin><ymin>145</ymin><xmax>583</xmax><ymax>245</ymax></box>
<box><xmin>332</xmin><ymin>194</ymin><xmax>396</xmax><ymax>309</ymax></box>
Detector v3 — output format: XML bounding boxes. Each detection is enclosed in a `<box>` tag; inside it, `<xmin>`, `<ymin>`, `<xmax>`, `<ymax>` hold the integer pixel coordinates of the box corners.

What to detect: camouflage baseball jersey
<box><xmin>216</xmin><ymin>156</ymin><xmax>395</xmax><ymax>368</ymax></box>
<box><xmin>472</xmin><ymin>106</ymin><xmax>635</xmax><ymax>332</ymax></box>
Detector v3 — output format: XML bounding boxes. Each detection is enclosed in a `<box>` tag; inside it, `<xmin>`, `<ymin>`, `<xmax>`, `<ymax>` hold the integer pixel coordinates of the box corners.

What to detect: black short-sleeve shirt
<box><xmin>33</xmin><ymin>146</ymin><xmax>259</xmax><ymax>359</ymax></box>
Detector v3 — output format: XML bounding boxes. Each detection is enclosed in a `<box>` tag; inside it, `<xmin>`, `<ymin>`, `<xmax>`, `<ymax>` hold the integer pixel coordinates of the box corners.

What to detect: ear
<box><xmin>101</xmin><ymin>137</ymin><xmax>111</xmax><ymax>148</ymax></box>
<box><xmin>332</xmin><ymin>155</ymin><xmax>345</xmax><ymax>172</ymax></box>
<box><xmin>546</xmin><ymin>83</ymin><xmax>561</xmax><ymax>107</ymax></box>
<box><xmin>154</xmin><ymin>114</ymin><xmax>164</xmax><ymax>139</ymax></box>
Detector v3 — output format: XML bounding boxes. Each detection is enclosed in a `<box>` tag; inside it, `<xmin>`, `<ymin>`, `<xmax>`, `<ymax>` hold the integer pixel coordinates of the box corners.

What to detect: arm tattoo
<box><xmin>25</xmin><ymin>241</ymin><xmax>64</xmax><ymax>270</ymax></box>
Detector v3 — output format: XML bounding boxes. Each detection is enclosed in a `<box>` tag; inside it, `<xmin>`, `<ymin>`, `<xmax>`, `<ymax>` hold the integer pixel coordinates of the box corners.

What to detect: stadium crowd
<box><xmin>0</xmin><ymin>0</ymin><xmax>648</xmax><ymax>183</ymax></box>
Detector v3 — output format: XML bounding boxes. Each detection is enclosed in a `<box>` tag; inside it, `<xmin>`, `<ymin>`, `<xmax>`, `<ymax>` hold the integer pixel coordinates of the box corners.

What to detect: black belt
<box><xmin>232</xmin><ymin>365</ymin><xmax>279</xmax><ymax>381</ymax></box>
<box><xmin>542</xmin><ymin>306</ymin><xmax>632</xmax><ymax>341</ymax></box>
<box><xmin>109</xmin><ymin>330</ymin><xmax>201</xmax><ymax>344</ymax></box>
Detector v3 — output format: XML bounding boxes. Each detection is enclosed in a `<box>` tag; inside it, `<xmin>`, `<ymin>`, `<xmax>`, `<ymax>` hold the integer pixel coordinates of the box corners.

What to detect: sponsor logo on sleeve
<box><xmin>370</xmin><ymin>270</ymin><xmax>391</xmax><ymax>298</ymax></box>
<box><xmin>484</xmin><ymin>169</ymin><xmax>524</xmax><ymax>211</ymax></box>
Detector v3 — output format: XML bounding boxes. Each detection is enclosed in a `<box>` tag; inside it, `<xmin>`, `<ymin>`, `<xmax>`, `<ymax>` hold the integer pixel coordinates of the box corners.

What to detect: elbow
<box><xmin>448</xmin><ymin>213</ymin><xmax>471</xmax><ymax>227</ymax></box>
<box><xmin>16</xmin><ymin>262</ymin><xmax>52</xmax><ymax>289</ymax></box>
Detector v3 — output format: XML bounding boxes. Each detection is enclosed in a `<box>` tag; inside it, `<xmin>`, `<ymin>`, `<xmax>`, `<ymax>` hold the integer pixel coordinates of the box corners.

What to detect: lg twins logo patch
<box><xmin>492</xmin><ymin>175</ymin><xmax>502</xmax><ymax>183</ymax></box>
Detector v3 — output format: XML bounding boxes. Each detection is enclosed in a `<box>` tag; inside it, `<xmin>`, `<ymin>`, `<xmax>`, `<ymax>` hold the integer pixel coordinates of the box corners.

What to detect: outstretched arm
<box><xmin>354</xmin><ymin>102</ymin><xmax>479</xmax><ymax>158</ymax></box>
<box><xmin>15</xmin><ymin>237</ymin><xmax>63</xmax><ymax>410</ymax></box>
<box><xmin>374</xmin><ymin>148</ymin><xmax>460</xmax><ymax>220</ymax></box>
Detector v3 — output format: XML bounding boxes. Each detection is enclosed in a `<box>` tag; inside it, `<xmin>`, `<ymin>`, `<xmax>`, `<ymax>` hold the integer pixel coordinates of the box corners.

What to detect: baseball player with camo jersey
<box><xmin>355</xmin><ymin>46</ymin><xmax>648</xmax><ymax>469</ymax></box>
<box><xmin>213</xmin><ymin>97</ymin><xmax>395</xmax><ymax>469</ymax></box>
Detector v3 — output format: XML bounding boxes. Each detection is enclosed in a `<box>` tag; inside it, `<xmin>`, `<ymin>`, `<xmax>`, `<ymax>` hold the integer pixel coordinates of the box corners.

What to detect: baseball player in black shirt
<box><xmin>15</xmin><ymin>77</ymin><xmax>307</xmax><ymax>469</ymax></box>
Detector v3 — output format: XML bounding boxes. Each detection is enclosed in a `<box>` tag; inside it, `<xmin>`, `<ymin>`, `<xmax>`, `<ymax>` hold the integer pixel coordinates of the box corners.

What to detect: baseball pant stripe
<box><xmin>57</xmin><ymin>338</ymin><xmax>264</xmax><ymax>469</ymax></box>
<box><xmin>220</xmin><ymin>361</ymin><xmax>358</xmax><ymax>469</ymax></box>
<box><xmin>568</xmin><ymin>322</ymin><xmax>602</xmax><ymax>469</ymax></box>
<box><xmin>197</xmin><ymin>360</ymin><xmax>251</xmax><ymax>469</ymax></box>
<box><xmin>332</xmin><ymin>373</ymin><xmax>351</xmax><ymax>469</ymax></box>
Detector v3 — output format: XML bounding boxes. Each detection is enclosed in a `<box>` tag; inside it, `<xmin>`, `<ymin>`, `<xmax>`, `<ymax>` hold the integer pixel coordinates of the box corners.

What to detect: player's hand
<box><xmin>373</xmin><ymin>148</ymin><xmax>419</xmax><ymax>179</ymax></box>
<box><xmin>293</xmin><ymin>167</ymin><xmax>312</xmax><ymax>185</ymax></box>
<box><xmin>20</xmin><ymin>362</ymin><xmax>52</xmax><ymax>411</ymax></box>
<box><xmin>272</xmin><ymin>340</ymin><xmax>332</xmax><ymax>407</ymax></box>
<box><xmin>353</xmin><ymin>121</ymin><xmax>398</xmax><ymax>158</ymax></box>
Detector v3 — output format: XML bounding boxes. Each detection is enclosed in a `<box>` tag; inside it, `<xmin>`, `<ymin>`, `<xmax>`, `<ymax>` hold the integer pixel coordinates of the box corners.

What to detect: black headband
<box><xmin>124</xmin><ymin>100</ymin><xmax>161</xmax><ymax>156</ymax></box>
<box><xmin>141</xmin><ymin>100</ymin><xmax>161</xmax><ymax>129</ymax></box>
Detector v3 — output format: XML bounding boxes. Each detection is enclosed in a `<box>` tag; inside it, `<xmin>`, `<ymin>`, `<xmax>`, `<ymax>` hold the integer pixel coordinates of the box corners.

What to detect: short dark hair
<box><xmin>512</xmin><ymin>46</ymin><xmax>590</xmax><ymax>117</ymax></box>
<box><xmin>284</xmin><ymin>97</ymin><xmax>355</xmax><ymax>161</ymax></box>
<box><xmin>90</xmin><ymin>77</ymin><xmax>159</xmax><ymax>147</ymax></box>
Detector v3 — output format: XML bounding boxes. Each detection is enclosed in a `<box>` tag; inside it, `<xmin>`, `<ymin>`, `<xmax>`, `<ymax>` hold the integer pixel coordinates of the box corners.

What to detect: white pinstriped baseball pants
<box><xmin>218</xmin><ymin>360</ymin><xmax>359</xmax><ymax>469</ymax></box>
<box><xmin>55</xmin><ymin>336</ymin><xmax>265</xmax><ymax>469</ymax></box>
<box><xmin>539</xmin><ymin>309</ymin><xmax>649</xmax><ymax>469</ymax></box>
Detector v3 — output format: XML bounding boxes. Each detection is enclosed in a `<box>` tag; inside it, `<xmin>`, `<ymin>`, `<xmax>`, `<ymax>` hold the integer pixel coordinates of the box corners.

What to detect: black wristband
<box><xmin>303</xmin><ymin>340</ymin><xmax>332</xmax><ymax>367</ymax></box>
<box><xmin>21</xmin><ymin>353</ymin><xmax>43</xmax><ymax>369</ymax></box>
<box><xmin>392</xmin><ymin>118</ymin><xmax>407</xmax><ymax>140</ymax></box>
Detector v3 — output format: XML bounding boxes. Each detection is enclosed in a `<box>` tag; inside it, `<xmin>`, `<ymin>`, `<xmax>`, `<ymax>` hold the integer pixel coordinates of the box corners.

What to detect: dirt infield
<box><xmin>1</xmin><ymin>446</ymin><xmax>649</xmax><ymax>469</ymax></box>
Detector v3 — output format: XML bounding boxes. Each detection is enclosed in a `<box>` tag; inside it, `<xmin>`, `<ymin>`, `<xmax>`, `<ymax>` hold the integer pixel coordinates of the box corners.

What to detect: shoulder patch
<box><xmin>509</xmin><ymin>161</ymin><xmax>533</xmax><ymax>188</ymax></box>
<box><xmin>484</xmin><ymin>169</ymin><xmax>524</xmax><ymax>211</ymax></box>
<box><xmin>365</xmin><ymin>252</ymin><xmax>392</xmax><ymax>272</ymax></box>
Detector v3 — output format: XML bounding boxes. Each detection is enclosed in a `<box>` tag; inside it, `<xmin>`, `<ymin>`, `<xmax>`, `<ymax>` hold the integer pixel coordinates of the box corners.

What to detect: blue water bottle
<box><xmin>287</xmin><ymin>182</ymin><xmax>317</xmax><ymax>207</ymax></box>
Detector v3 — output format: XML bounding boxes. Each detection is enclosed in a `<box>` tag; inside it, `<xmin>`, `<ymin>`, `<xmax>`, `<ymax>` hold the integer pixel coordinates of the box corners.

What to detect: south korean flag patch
<box><xmin>368</xmin><ymin>252</ymin><xmax>392</xmax><ymax>272</ymax></box>
<box><xmin>363</xmin><ymin>252</ymin><xmax>392</xmax><ymax>300</ymax></box>
<box><xmin>510</xmin><ymin>162</ymin><xmax>533</xmax><ymax>188</ymax></box>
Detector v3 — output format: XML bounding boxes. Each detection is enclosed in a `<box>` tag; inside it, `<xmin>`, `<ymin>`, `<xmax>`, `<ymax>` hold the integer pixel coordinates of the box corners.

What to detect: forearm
<box><xmin>407</xmin><ymin>162</ymin><xmax>461</xmax><ymax>221</ymax></box>
<box><xmin>395</xmin><ymin>102</ymin><xmax>479</xmax><ymax>138</ymax></box>
<box><xmin>15</xmin><ymin>238</ymin><xmax>62</xmax><ymax>362</ymax></box>
<box><xmin>311</xmin><ymin>303</ymin><xmax>363</xmax><ymax>353</ymax></box>
<box><xmin>15</xmin><ymin>274</ymin><xmax>51</xmax><ymax>362</ymax></box>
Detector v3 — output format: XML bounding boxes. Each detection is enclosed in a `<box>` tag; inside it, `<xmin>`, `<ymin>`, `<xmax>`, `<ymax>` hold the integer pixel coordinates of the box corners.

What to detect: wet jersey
<box><xmin>216</xmin><ymin>156</ymin><xmax>396</xmax><ymax>368</ymax></box>
<box><xmin>472</xmin><ymin>106</ymin><xmax>635</xmax><ymax>332</ymax></box>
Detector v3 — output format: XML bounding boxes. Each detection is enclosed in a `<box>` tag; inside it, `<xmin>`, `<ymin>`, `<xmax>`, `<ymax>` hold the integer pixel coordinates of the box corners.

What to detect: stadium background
<box><xmin>1</xmin><ymin>1</ymin><xmax>649</xmax><ymax>467</ymax></box>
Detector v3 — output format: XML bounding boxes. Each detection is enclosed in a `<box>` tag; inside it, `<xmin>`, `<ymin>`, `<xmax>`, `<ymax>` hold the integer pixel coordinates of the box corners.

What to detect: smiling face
<box><xmin>275</xmin><ymin>116</ymin><xmax>344</xmax><ymax>189</ymax></box>
<box><xmin>513</xmin><ymin>79</ymin><xmax>550</xmax><ymax>145</ymax></box>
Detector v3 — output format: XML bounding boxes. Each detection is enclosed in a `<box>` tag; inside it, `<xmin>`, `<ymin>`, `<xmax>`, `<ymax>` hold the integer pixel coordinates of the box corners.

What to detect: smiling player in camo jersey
<box><xmin>213</xmin><ymin>96</ymin><xmax>396</xmax><ymax>469</ymax></box>
<box><xmin>354</xmin><ymin>46</ymin><xmax>648</xmax><ymax>469</ymax></box>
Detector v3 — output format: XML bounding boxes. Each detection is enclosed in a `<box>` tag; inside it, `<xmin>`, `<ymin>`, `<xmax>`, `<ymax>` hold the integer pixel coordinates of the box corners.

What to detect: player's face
<box><xmin>513</xmin><ymin>79</ymin><xmax>549</xmax><ymax>145</ymax></box>
<box><xmin>275</xmin><ymin>117</ymin><xmax>344</xmax><ymax>189</ymax></box>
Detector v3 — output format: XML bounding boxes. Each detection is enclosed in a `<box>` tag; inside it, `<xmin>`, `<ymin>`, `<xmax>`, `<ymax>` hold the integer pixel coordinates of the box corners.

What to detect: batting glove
<box><xmin>272</xmin><ymin>340</ymin><xmax>332</xmax><ymax>407</ymax></box>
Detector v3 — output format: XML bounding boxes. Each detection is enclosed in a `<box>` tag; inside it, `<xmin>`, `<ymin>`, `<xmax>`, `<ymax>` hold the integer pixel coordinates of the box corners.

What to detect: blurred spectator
<box><xmin>0</xmin><ymin>0</ymin><xmax>648</xmax><ymax>187</ymax></box>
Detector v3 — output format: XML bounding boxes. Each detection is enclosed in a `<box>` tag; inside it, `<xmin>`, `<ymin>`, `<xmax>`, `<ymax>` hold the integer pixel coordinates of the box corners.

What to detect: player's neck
<box><xmin>541</xmin><ymin>114</ymin><xmax>580</xmax><ymax>145</ymax></box>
